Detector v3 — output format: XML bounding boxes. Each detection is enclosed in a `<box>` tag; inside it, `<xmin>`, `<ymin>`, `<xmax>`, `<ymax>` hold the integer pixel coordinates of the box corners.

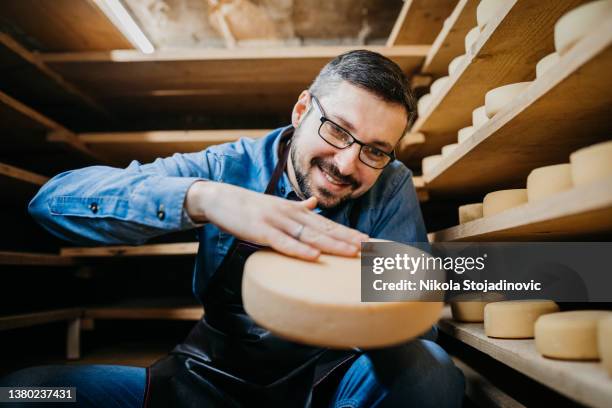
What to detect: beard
<box><xmin>290</xmin><ymin>127</ymin><xmax>360</xmax><ymax>209</ymax></box>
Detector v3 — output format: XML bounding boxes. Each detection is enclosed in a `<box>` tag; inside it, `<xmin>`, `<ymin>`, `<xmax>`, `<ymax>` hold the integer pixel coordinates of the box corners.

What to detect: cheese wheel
<box><xmin>458</xmin><ymin>203</ymin><xmax>483</xmax><ymax>224</ymax></box>
<box><xmin>476</xmin><ymin>0</ymin><xmax>506</xmax><ymax>30</ymax></box>
<box><xmin>431</xmin><ymin>76</ymin><xmax>450</xmax><ymax>96</ymax></box>
<box><xmin>484</xmin><ymin>82</ymin><xmax>531</xmax><ymax>118</ymax></box>
<box><xmin>465</xmin><ymin>26</ymin><xmax>481</xmax><ymax>53</ymax></box>
<box><xmin>536</xmin><ymin>52</ymin><xmax>560</xmax><ymax>79</ymax></box>
<box><xmin>526</xmin><ymin>163</ymin><xmax>573</xmax><ymax>202</ymax></box>
<box><xmin>450</xmin><ymin>292</ymin><xmax>505</xmax><ymax>323</ymax></box>
<box><xmin>535</xmin><ymin>310</ymin><xmax>612</xmax><ymax>360</ymax></box>
<box><xmin>554</xmin><ymin>0</ymin><xmax>612</xmax><ymax>55</ymax></box>
<box><xmin>483</xmin><ymin>189</ymin><xmax>527</xmax><ymax>217</ymax></box>
<box><xmin>484</xmin><ymin>300</ymin><xmax>559</xmax><ymax>339</ymax></box>
<box><xmin>441</xmin><ymin>143</ymin><xmax>458</xmax><ymax>157</ymax></box>
<box><xmin>599</xmin><ymin>316</ymin><xmax>612</xmax><ymax>375</ymax></box>
<box><xmin>422</xmin><ymin>154</ymin><xmax>443</xmax><ymax>176</ymax></box>
<box><xmin>458</xmin><ymin>126</ymin><xmax>475</xmax><ymax>144</ymax></box>
<box><xmin>472</xmin><ymin>106</ymin><xmax>489</xmax><ymax>129</ymax></box>
<box><xmin>417</xmin><ymin>93</ymin><xmax>433</xmax><ymax>117</ymax></box>
<box><xmin>448</xmin><ymin>54</ymin><xmax>467</xmax><ymax>76</ymax></box>
<box><xmin>569</xmin><ymin>140</ymin><xmax>612</xmax><ymax>186</ymax></box>
<box><xmin>242</xmin><ymin>248</ymin><xmax>444</xmax><ymax>348</ymax></box>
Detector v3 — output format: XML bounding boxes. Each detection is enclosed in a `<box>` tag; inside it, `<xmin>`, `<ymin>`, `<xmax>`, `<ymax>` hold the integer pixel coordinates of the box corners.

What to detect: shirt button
<box><xmin>89</xmin><ymin>202</ymin><xmax>98</xmax><ymax>214</ymax></box>
<box><xmin>157</xmin><ymin>204</ymin><xmax>165</xmax><ymax>221</ymax></box>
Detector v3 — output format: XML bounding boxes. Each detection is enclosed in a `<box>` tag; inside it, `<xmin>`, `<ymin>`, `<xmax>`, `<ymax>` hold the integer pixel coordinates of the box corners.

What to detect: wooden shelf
<box><xmin>60</xmin><ymin>242</ymin><xmax>199</xmax><ymax>258</ymax></box>
<box><xmin>430</xmin><ymin>178</ymin><xmax>612</xmax><ymax>242</ymax></box>
<box><xmin>438</xmin><ymin>308</ymin><xmax>612</xmax><ymax>408</ymax></box>
<box><xmin>403</xmin><ymin>0</ymin><xmax>589</xmax><ymax>163</ymax></box>
<box><xmin>421</xmin><ymin>0</ymin><xmax>478</xmax><ymax>78</ymax></box>
<box><xmin>425</xmin><ymin>19</ymin><xmax>612</xmax><ymax>195</ymax></box>
<box><xmin>78</xmin><ymin>129</ymin><xmax>269</xmax><ymax>165</ymax></box>
<box><xmin>85</xmin><ymin>306</ymin><xmax>203</xmax><ymax>321</ymax></box>
<box><xmin>0</xmin><ymin>251</ymin><xmax>75</xmax><ymax>267</ymax></box>
<box><xmin>0</xmin><ymin>308</ymin><xmax>82</xmax><ymax>331</ymax></box>
<box><xmin>387</xmin><ymin>0</ymin><xmax>459</xmax><ymax>46</ymax></box>
<box><xmin>0</xmin><ymin>161</ymin><xmax>48</xmax><ymax>200</ymax></box>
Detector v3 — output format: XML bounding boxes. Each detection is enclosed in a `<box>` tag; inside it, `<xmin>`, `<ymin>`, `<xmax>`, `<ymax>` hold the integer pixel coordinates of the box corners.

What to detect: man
<box><xmin>1</xmin><ymin>50</ymin><xmax>464</xmax><ymax>407</ymax></box>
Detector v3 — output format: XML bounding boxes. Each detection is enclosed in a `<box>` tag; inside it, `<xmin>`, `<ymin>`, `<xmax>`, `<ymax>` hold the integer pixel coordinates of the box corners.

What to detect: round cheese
<box><xmin>569</xmin><ymin>140</ymin><xmax>612</xmax><ymax>186</ymax></box>
<box><xmin>536</xmin><ymin>52</ymin><xmax>561</xmax><ymax>79</ymax></box>
<box><xmin>554</xmin><ymin>0</ymin><xmax>612</xmax><ymax>55</ymax></box>
<box><xmin>484</xmin><ymin>300</ymin><xmax>559</xmax><ymax>339</ymax></box>
<box><xmin>483</xmin><ymin>189</ymin><xmax>527</xmax><ymax>217</ymax></box>
<box><xmin>242</xmin><ymin>247</ymin><xmax>444</xmax><ymax>348</ymax></box>
<box><xmin>472</xmin><ymin>105</ymin><xmax>489</xmax><ymax>129</ymax></box>
<box><xmin>484</xmin><ymin>82</ymin><xmax>531</xmax><ymax>118</ymax></box>
<box><xmin>458</xmin><ymin>126</ymin><xmax>475</xmax><ymax>144</ymax></box>
<box><xmin>476</xmin><ymin>0</ymin><xmax>506</xmax><ymax>30</ymax></box>
<box><xmin>441</xmin><ymin>143</ymin><xmax>459</xmax><ymax>157</ymax></box>
<box><xmin>465</xmin><ymin>26</ymin><xmax>481</xmax><ymax>53</ymax></box>
<box><xmin>458</xmin><ymin>203</ymin><xmax>484</xmax><ymax>224</ymax></box>
<box><xmin>431</xmin><ymin>76</ymin><xmax>450</xmax><ymax>96</ymax></box>
<box><xmin>526</xmin><ymin>163</ymin><xmax>573</xmax><ymax>202</ymax></box>
<box><xmin>535</xmin><ymin>310</ymin><xmax>612</xmax><ymax>360</ymax></box>
<box><xmin>417</xmin><ymin>93</ymin><xmax>433</xmax><ymax>117</ymax></box>
<box><xmin>422</xmin><ymin>154</ymin><xmax>443</xmax><ymax>176</ymax></box>
<box><xmin>599</xmin><ymin>316</ymin><xmax>612</xmax><ymax>375</ymax></box>
<box><xmin>450</xmin><ymin>292</ymin><xmax>505</xmax><ymax>323</ymax></box>
<box><xmin>448</xmin><ymin>54</ymin><xmax>467</xmax><ymax>76</ymax></box>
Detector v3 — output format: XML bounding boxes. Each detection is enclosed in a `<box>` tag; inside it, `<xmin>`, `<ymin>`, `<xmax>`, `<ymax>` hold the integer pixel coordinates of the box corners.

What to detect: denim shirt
<box><xmin>28</xmin><ymin>126</ymin><xmax>427</xmax><ymax>303</ymax></box>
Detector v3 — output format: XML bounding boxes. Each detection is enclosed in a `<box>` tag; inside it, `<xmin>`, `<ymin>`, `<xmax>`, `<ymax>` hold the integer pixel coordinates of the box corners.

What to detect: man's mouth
<box><xmin>319</xmin><ymin>164</ymin><xmax>349</xmax><ymax>186</ymax></box>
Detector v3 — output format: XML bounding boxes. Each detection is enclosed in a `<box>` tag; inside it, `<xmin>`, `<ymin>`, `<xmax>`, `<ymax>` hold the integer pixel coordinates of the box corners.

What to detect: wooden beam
<box><xmin>0</xmin><ymin>251</ymin><xmax>75</xmax><ymax>267</ymax></box>
<box><xmin>0</xmin><ymin>308</ymin><xmax>83</xmax><ymax>331</ymax></box>
<box><xmin>60</xmin><ymin>242</ymin><xmax>199</xmax><ymax>258</ymax></box>
<box><xmin>387</xmin><ymin>0</ymin><xmax>459</xmax><ymax>46</ymax></box>
<box><xmin>85</xmin><ymin>306</ymin><xmax>203</xmax><ymax>321</ymax></box>
<box><xmin>0</xmin><ymin>162</ymin><xmax>48</xmax><ymax>201</ymax></box>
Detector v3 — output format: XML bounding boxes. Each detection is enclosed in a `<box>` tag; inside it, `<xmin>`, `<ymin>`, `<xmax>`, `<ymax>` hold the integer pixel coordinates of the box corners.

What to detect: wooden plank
<box><xmin>430</xmin><ymin>178</ymin><xmax>612</xmax><ymax>242</ymax></box>
<box><xmin>438</xmin><ymin>308</ymin><xmax>612</xmax><ymax>408</ymax></box>
<box><xmin>0</xmin><ymin>162</ymin><xmax>48</xmax><ymax>201</ymax></box>
<box><xmin>0</xmin><ymin>308</ymin><xmax>83</xmax><ymax>331</ymax></box>
<box><xmin>0</xmin><ymin>0</ymin><xmax>132</xmax><ymax>51</ymax></box>
<box><xmin>387</xmin><ymin>0</ymin><xmax>459</xmax><ymax>46</ymax></box>
<box><xmin>85</xmin><ymin>306</ymin><xmax>203</xmax><ymax>321</ymax></box>
<box><xmin>60</xmin><ymin>242</ymin><xmax>199</xmax><ymax>258</ymax></box>
<box><xmin>0</xmin><ymin>251</ymin><xmax>75</xmax><ymax>267</ymax></box>
<box><xmin>421</xmin><ymin>0</ymin><xmax>479</xmax><ymax>78</ymax></box>
<box><xmin>406</xmin><ymin>0</ymin><xmax>589</xmax><ymax>161</ymax></box>
<box><xmin>425</xmin><ymin>19</ymin><xmax>612</xmax><ymax>195</ymax></box>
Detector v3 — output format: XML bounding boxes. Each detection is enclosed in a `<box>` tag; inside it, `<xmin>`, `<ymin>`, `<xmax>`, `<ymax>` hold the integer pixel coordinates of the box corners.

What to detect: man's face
<box><xmin>288</xmin><ymin>81</ymin><xmax>407</xmax><ymax>209</ymax></box>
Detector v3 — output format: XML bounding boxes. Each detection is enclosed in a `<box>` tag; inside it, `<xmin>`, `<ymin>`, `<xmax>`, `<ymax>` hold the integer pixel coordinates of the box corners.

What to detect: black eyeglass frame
<box><xmin>310</xmin><ymin>94</ymin><xmax>396</xmax><ymax>170</ymax></box>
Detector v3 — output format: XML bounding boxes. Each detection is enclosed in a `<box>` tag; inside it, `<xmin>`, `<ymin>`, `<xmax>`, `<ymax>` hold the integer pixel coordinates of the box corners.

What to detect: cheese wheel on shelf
<box><xmin>484</xmin><ymin>300</ymin><xmax>559</xmax><ymax>339</ymax></box>
<box><xmin>535</xmin><ymin>310</ymin><xmax>612</xmax><ymax>360</ymax></box>
<box><xmin>448</xmin><ymin>54</ymin><xmax>467</xmax><ymax>76</ymax></box>
<box><xmin>450</xmin><ymin>292</ymin><xmax>505</xmax><ymax>323</ymax></box>
<box><xmin>458</xmin><ymin>126</ymin><xmax>475</xmax><ymax>144</ymax></box>
<box><xmin>599</xmin><ymin>316</ymin><xmax>612</xmax><ymax>375</ymax></box>
<box><xmin>536</xmin><ymin>52</ymin><xmax>561</xmax><ymax>79</ymax></box>
<box><xmin>472</xmin><ymin>106</ymin><xmax>489</xmax><ymax>129</ymax></box>
<box><xmin>569</xmin><ymin>140</ymin><xmax>612</xmax><ymax>186</ymax></box>
<box><xmin>458</xmin><ymin>203</ymin><xmax>483</xmax><ymax>224</ymax></box>
<box><xmin>417</xmin><ymin>93</ymin><xmax>433</xmax><ymax>117</ymax></box>
<box><xmin>526</xmin><ymin>163</ymin><xmax>572</xmax><ymax>202</ymax></box>
<box><xmin>554</xmin><ymin>0</ymin><xmax>612</xmax><ymax>55</ymax></box>
<box><xmin>476</xmin><ymin>0</ymin><xmax>507</xmax><ymax>30</ymax></box>
<box><xmin>422</xmin><ymin>154</ymin><xmax>443</xmax><ymax>176</ymax></box>
<box><xmin>242</xmin><ymin>248</ymin><xmax>444</xmax><ymax>349</ymax></box>
<box><xmin>484</xmin><ymin>82</ymin><xmax>531</xmax><ymax>118</ymax></box>
<box><xmin>465</xmin><ymin>26</ymin><xmax>481</xmax><ymax>53</ymax></box>
<box><xmin>483</xmin><ymin>189</ymin><xmax>527</xmax><ymax>217</ymax></box>
<box><xmin>431</xmin><ymin>76</ymin><xmax>450</xmax><ymax>97</ymax></box>
<box><xmin>441</xmin><ymin>143</ymin><xmax>458</xmax><ymax>157</ymax></box>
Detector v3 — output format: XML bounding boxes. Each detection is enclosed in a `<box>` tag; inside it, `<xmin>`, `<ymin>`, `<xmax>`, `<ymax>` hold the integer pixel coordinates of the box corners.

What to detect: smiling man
<box><xmin>1</xmin><ymin>50</ymin><xmax>464</xmax><ymax>407</ymax></box>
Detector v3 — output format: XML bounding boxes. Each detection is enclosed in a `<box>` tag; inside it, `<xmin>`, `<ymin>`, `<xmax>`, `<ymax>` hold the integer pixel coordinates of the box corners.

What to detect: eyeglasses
<box><xmin>310</xmin><ymin>94</ymin><xmax>396</xmax><ymax>170</ymax></box>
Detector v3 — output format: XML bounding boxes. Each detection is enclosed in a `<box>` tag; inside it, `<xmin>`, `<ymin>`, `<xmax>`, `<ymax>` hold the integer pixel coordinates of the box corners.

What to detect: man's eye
<box><xmin>365</xmin><ymin>146</ymin><xmax>385</xmax><ymax>158</ymax></box>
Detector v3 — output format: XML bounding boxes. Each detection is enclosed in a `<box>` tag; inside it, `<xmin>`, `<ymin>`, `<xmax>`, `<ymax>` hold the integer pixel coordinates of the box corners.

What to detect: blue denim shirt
<box><xmin>29</xmin><ymin>126</ymin><xmax>427</xmax><ymax>303</ymax></box>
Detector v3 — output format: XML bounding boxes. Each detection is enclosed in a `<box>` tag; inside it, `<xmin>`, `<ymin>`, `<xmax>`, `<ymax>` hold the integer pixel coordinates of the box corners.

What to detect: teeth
<box><xmin>323</xmin><ymin>169</ymin><xmax>344</xmax><ymax>185</ymax></box>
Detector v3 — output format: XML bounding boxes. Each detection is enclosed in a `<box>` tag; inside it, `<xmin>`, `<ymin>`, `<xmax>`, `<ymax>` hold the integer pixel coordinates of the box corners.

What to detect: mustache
<box><xmin>312</xmin><ymin>157</ymin><xmax>360</xmax><ymax>189</ymax></box>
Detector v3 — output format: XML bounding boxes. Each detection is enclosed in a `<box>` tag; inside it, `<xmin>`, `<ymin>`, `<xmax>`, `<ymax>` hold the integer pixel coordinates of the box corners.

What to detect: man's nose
<box><xmin>334</xmin><ymin>143</ymin><xmax>361</xmax><ymax>175</ymax></box>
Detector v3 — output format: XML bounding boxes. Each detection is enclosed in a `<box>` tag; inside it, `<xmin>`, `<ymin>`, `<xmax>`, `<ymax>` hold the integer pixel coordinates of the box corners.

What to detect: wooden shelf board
<box><xmin>387</xmin><ymin>0</ymin><xmax>459</xmax><ymax>46</ymax></box>
<box><xmin>85</xmin><ymin>306</ymin><xmax>203</xmax><ymax>321</ymax></box>
<box><xmin>60</xmin><ymin>242</ymin><xmax>199</xmax><ymax>258</ymax></box>
<box><xmin>430</xmin><ymin>179</ymin><xmax>612</xmax><ymax>242</ymax></box>
<box><xmin>0</xmin><ymin>161</ymin><xmax>48</xmax><ymax>200</ymax></box>
<box><xmin>438</xmin><ymin>308</ymin><xmax>612</xmax><ymax>408</ymax></box>
<box><xmin>425</xmin><ymin>19</ymin><xmax>612</xmax><ymax>195</ymax></box>
<box><xmin>0</xmin><ymin>251</ymin><xmax>75</xmax><ymax>266</ymax></box>
<box><xmin>0</xmin><ymin>308</ymin><xmax>82</xmax><ymax>331</ymax></box>
<box><xmin>421</xmin><ymin>0</ymin><xmax>479</xmax><ymax>78</ymax></box>
<box><xmin>405</xmin><ymin>0</ymin><xmax>589</xmax><ymax>161</ymax></box>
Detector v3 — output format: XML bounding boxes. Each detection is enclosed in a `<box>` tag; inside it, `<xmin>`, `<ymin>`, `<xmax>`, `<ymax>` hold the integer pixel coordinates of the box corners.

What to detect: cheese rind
<box><xmin>458</xmin><ymin>126</ymin><xmax>475</xmax><ymax>144</ymax></box>
<box><xmin>422</xmin><ymin>154</ymin><xmax>443</xmax><ymax>176</ymax></box>
<box><xmin>448</xmin><ymin>54</ymin><xmax>467</xmax><ymax>76</ymax></box>
<box><xmin>450</xmin><ymin>292</ymin><xmax>505</xmax><ymax>322</ymax></box>
<box><xmin>483</xmin><ymin>189</ymin><xmax>527</xmax><ymax>217</ymax></box>
<box><xmin>441</xmin><ymin>143</ymin><xmax>459</xmax><ymax>157</ymax></box>
<box><xmin>472</xmin><ymin>106</ymin><xmax>489</xmax><ymax>129</ymax></box>
<box><xmin>458</xmin><ymin>203</ymin><xmax>483</xmax><ymax>224</ymax></box>
<box><xmin>569</xmin><ymin>140</ymin><xmax>612</xmax><ymax>186</ymax></box>
<box><xmin>465</xmin><ymin>26</ymin><xmax>481</xmax><ymax>53</ymax></box>
<box><xmin>476</xmin><ymin>0</ymin><xmax>506</xmax><ymax>30</ymax></box>
<box><xmin>535</xmin><ymin>310</ymin><xmax>612</xmax><ymax>360</ymax></box>
<box><xmin>484</xmin><ymin>300</ymin><xmax>559</xmax><ymax>338</ymax></box>
<box><xmin>417</xmin><ymin>93</ymin><xmax>433</xmax><ymax>117</ymax></box>
<box><xmin>431</xmin><ymin>76</ymin><xmax>450</xmax><ymax>96</ymax></box>
<box><xmin>536</xmin><ymin>52</ymin><xmax>561</xmax><ymax>78</ymax></box>
<box><xmin>599</xmin><ymin>316</ymin><xmax>612</xmax><ymax>375</ymax></box>
<box><xmin>484</xmin><ymin>82</ymin><xmax>531</xmax><ymax>118</ymax></box>
<box><xmin>526</xmin><ymin>163</ymin><xmax>573</xmax><ymax>202</ymax></box>
<box><xmin>554</xmin><ymin>0</ymin><xmax>612</xmax><ymax>55</ymax></box>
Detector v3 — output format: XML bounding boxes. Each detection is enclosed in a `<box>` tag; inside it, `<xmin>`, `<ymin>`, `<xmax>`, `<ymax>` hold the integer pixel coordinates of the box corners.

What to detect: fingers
<box><xmin>300</xmin><ymin>196</ymin><xmax>318</xmax><ymax>210</ymax></box>
<box><xmin>294</xmin><ymin>210</ymin><xmax>369</xmax><ymax>248</ymax></box>
<box><xmin>264</xmin><ymin>227</ymin><xmax>320</xmax><ymax>261</ymax></box>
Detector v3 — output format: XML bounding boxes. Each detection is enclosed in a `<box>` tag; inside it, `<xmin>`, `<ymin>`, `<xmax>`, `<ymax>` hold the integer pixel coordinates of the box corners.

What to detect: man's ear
<box><xmin>291</xmin><ymin>90</ymin><xmax>311</xmax><ymax>128</ymax></box>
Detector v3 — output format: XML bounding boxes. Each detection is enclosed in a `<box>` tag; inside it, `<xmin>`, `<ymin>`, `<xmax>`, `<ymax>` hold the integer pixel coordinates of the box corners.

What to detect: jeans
<box><xmin>0</xmin><ymin>330</ymin><xmax>464</xmax><ymax>407</ymax></box>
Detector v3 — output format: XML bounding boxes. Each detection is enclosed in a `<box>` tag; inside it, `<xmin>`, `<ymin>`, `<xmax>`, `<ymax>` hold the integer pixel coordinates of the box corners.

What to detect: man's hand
<box><xmin>185</xmin><ymin>181</ymin><xmax>368</xmax><ymax>260</ymax></box>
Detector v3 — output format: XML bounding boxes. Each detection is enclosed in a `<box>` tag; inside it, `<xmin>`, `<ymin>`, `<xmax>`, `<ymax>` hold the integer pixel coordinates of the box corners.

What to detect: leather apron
<box><xmin>145</xmin><ymin>128</ymin><xmax>362</xmax><ymax>408</ymax></box>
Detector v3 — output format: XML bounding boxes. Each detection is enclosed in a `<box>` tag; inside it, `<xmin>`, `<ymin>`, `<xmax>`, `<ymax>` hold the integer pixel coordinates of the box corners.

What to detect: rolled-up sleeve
<box><xmin>28</xmin><ymin>150</ymin><xmax>220</xmax><ymax>245</ymax></box>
